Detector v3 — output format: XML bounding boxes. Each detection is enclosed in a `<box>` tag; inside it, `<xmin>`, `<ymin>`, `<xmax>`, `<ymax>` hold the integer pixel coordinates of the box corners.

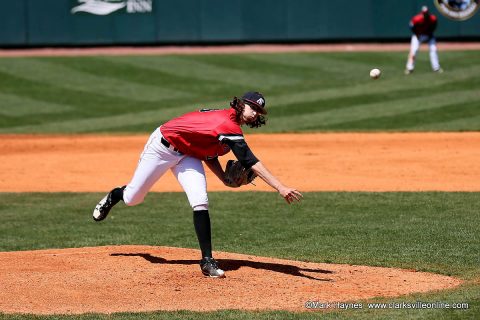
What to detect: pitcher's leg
<box><xmin>193</xmin><ymin>209</ymin><xmax>212</xmax><ymax>258</ymax></box>
<box><xmin>93</xmin><ymin>130</ymin><xmax>179</xmax><ymax>221</ymax></box>
<box><xmin>172</xmin><ymin>157</ymin><xmax>224</xmax><ymax>277</ymax></box>
<box><xmin>123</xmin><ymin>132</ymin><xmax>179</xmax><ymax>206</ymax></box>
<box><xmin>123</xmin><ymin>153</ymin><xmax>172</xmax><ymax>206</ymax></box>
<box><xmin>172</xmin><ymin>156</ymin><xmax>208</xmax><ymax>209</ymax></box>
<box><xmin>172</xmin><ymin>157</ymin><xmax>210</xmax><ymax>257</ymax></box>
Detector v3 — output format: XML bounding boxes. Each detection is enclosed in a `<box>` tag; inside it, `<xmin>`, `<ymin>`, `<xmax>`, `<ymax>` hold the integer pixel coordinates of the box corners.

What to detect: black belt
<box><xmin>161</xmin><ymin>137</ymin><xmax>181</xmax><ymax>153</ymax></box>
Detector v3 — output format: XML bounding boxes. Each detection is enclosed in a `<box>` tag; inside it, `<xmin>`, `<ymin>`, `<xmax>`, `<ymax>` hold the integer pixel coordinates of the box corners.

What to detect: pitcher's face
<box><xmin>241</xmin><ymin>104</ymin><xmax>259</xmax><ymax>124</ymax></box>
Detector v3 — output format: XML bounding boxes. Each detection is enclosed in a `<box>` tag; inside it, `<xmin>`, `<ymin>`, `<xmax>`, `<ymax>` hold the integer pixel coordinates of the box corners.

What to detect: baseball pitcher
<box><xmin>92</xmin><ymin>92</ymin><xmax>303</xmax><ymax>278</ymax></box>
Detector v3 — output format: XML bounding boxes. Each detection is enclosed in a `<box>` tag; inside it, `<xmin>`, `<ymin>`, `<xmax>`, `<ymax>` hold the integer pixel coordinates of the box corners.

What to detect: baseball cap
<box><xmin>241</xmin><ymin>91</ymin><xmax>267</xmax><ymax>114</ymax></box>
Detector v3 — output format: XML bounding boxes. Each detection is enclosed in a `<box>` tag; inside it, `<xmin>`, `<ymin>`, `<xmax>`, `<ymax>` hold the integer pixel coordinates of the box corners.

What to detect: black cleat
<box><xmin>92</xmin><ymin>186</ymin><xmax>125</xmax><ymax>221</ymax></box>
<box><xmin>200</xmin><ymin>257</ymin><xmax>225</xmax><ymax>278</ymax></box>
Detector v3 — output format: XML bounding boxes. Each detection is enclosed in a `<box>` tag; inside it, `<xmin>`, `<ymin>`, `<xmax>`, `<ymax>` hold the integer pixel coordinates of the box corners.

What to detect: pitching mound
<box><xmin>0</xmin><ymin>245</ymin><xmax>461</xmax><ymax>315</ymax></box>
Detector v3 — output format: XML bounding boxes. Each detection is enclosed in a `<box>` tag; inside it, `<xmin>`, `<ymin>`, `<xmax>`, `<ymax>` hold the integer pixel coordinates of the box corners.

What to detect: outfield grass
<box><xmin>0</xmin><ymin>192</ymin><xmax>478</xmax><ymax>319</ymax></box>
<box><xmin>0</xmin><ymin>51</ymin><xmax>479</xmax><ymax>133</ymax></box>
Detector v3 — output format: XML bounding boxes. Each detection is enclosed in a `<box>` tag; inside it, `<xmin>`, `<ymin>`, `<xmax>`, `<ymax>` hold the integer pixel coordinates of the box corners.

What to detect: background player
<box><xmin>405</xmin><ymin>6</ymin><xmax>443</xmax><ymax>74</ymax></box>
<box><xmin>92</xmin><ymin>92</ymin><xmax>303</xmax><ymax>278</ymax></box>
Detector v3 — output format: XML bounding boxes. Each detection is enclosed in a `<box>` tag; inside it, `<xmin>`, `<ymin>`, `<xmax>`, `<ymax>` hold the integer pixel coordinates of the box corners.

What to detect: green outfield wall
<box><xmin>1</xmin><ymin>0</ymin><xmax>479</xmax><ymax>46</ymax></box>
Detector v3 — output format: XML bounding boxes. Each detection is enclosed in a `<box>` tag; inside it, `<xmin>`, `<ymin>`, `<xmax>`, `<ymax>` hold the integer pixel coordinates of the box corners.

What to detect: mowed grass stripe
<box><xmin>243</xmin><ymin>52</ymin><xmax>372</xmax><ymax>71</ymax></box>
<box><xmin>0</xmin><ymin>58</ymin><xmax>190</xmax><ymax>102</ymax></box>
<box><xmin>49</xmin><ymin>56</ymin><xmax>233</xmax><ymax>96</ymax></box>
<box><xmin>3</xmin><ymin>72</ymin><xmax>477</xmax><ymax>133</ymax></box>
<box><xmin>0</xmin><ymin>99</ymin><xmax>226</xmax><ymax>133</ymax></box>
<box><xmin>0</xmin><ymin>69</ymin><xmax>203</xmax><ymax>130</ymax></box>
<box><xmin>0</xmin><ymin>70</ymin><xmax>196</xmax><ymax>115</ymax></box>
<box><xmin>1</xmin><ymin>87</ymin><xmax>477</xmax><ymax>133</ymax></box>
<box><xmin>264</xmin><ymin>64</ymin><xmax>480</xmax><ymax>116</ymax></box>
<box><xmin>272</xmin><ymin>86</ymin><xmax>479</xmax><ymax>118</ymax></box>
<box><xmin>0</xmin><ymin>92</ymin><xmax>73</xmax><ymax>116</ymax></box>
<box><xmin>259</xmin><ymin>89</ymin><xmax>479</xmax><ymax>132</ymax></box>
<box><xmin>170</xmin><ymin>54</ymin><xmax>307</xmax><ymax>87</ymax></box>
<box><xmin>188</xmin><ymin>54</ymin><xmax>318</xmax><ymax>84</ymax></box>
<box><xmin>0</xmin><ymin>71</ymin><xmax>149</xmax><ymax>112</ymax></box>
<box><xmin>242</xmin><ymin>52</ymin><xmax>378</xmax><ymax>86</ymax></box>
<box><xmin>108</xmin><ymin>55</ymin><xmax>300</xmax><ymax>88</ymax></box>
<box><xmin>439</xmin><ymin>50</ymin><xmax>480</xmax><ymax>69</ymax></box>
<box><xmin>274</xmin><ymin>69</ymin><xmax>480</xmax><ymax>116</ymax></box>
<box><xmin>0</xmin><ymin>51</ymin><xmax>479</xmax><ymax>133</ymax></box>
<box><xmin>104</xmin><ymin>55</ymin><xmax>260</xmax><ymax>89</ymax></box>
<box><xmin>412</xmin><ymin>114</ymin><xmax>480</xmax><ymax>131</ymax></box>
<box><xmin>324</xmin><ymin>100</ymin><xmax>480</xmax><ymax>131</ymax></box>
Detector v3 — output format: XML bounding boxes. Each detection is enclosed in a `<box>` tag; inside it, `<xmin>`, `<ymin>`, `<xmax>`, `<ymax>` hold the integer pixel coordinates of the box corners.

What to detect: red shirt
<box><xmin>160</xmin><ymin>108</ymin><xmax>243</xmax><ymax>160</ymax></box>
<box><xmin>410</xmin><ymin>13</ymin><xmax>437</xmax><ymax>36</ymax></box>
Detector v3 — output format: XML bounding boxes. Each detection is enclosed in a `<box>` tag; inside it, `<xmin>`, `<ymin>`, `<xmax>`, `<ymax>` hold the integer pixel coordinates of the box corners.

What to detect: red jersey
<box><xmin>160</xmin><ymin>108</ymin><xmax>243</xmax><ymax>160</ymax></box>
<box><xmin>410</xmin><ymin>13</ymin><xmax>437</xmax><ymax>36</ymax></box>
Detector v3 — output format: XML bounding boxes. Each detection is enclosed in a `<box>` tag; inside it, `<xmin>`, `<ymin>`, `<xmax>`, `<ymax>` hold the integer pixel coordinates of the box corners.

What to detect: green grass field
<box><xmin>0</xmin><ymin>51</ymin><xmax>479</xmax><ymax>133</ymax></box>
<box><xmin>0</xmin><ymin>51</ymin><xmax>479</xmax><ymax>319</ymax></box>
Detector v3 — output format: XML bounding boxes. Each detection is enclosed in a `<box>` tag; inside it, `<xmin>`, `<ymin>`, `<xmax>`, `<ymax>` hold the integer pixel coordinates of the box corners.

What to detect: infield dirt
<box><xmin>1</xmin><ymin>132</ymin><xmax>479</xmax><ymax>192</ymax></box>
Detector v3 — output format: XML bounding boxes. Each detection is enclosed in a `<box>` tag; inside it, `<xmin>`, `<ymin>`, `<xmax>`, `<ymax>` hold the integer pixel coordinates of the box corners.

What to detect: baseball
<box><xmin>370</xmin><ymin>68</ymin><xmax>381</xmax><ymax>79</ymax></box>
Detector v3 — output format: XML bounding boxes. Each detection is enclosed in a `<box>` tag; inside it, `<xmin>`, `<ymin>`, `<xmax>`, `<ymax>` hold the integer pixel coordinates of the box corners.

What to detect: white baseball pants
<box><xmin>123</xmin><ymin>128</ymin><xmax>209</xmax><ymax>210</ymax></box>
<box><xmin>406</xmin><ymin>34</ymin><xmax>440</xmax><ymax>71</ymax></box>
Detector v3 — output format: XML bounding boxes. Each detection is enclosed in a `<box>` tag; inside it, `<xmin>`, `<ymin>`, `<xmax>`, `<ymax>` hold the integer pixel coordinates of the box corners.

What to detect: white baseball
<box><xmin>370</xmin><ymin>68</ymin><xmax>381</xmax><ymax>79</ymax></box>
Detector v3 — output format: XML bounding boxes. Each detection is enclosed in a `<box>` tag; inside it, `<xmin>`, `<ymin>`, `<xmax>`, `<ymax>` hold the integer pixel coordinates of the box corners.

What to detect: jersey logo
<box><xmin>434</xmin><ymin>0</ymin><xmax>479</xmax><ymax>21</ymax></box>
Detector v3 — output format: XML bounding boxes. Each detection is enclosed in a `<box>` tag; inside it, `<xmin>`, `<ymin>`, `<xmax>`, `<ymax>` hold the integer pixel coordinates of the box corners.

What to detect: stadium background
<box><xmin>1</xmin><ymin>0</ymin><xmax>480</xmax><ymax>47</ymax></box>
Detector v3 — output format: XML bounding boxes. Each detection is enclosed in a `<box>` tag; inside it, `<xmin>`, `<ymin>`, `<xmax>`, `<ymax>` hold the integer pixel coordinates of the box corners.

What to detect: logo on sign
<box><xmin>71</xmin><ymin>0</ymin><xmax>152</xmax><ymax>15</ymax></box>
<box><xmin>434</xmin><ymin>0</ymin><xmax>480</xmax><ymax>21</ymax></box>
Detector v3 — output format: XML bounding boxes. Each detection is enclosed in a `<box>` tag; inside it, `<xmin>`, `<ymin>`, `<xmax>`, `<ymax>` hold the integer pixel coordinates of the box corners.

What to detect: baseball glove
<box><xmin>223</xmin><ymin>160</ymin><xmax>257</xmax><ymax>188</ymax></box>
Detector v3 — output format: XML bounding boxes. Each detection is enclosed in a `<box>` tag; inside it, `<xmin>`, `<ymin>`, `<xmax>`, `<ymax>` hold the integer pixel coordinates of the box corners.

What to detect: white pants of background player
<box><xmin>122</xmin><ymin>128</ymin><xmax>209</xmax><ymax>211</ymax></box>
<box><xmin>406</xmin><ymin>34</ymin><xmax>441</xmax><ymax>72</ymax></box>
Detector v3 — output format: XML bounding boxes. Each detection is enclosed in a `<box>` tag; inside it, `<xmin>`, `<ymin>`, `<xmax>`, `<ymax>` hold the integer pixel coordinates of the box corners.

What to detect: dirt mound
<box><xmin>0</xmin><ymin>245</ymin><xmax>461</xmax><ymax>315</ymax></box>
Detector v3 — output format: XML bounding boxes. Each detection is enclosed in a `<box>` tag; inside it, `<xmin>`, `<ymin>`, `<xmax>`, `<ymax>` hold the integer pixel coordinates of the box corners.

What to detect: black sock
<box><xmin>193</xmin><ymin>210</ymin><xmax>212</xmax><ymax>258</ymax></box>
<box><xmin>111</xmin><ymin>185</ymin><xmax>125</xmax><ymax>204</ymax></box>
